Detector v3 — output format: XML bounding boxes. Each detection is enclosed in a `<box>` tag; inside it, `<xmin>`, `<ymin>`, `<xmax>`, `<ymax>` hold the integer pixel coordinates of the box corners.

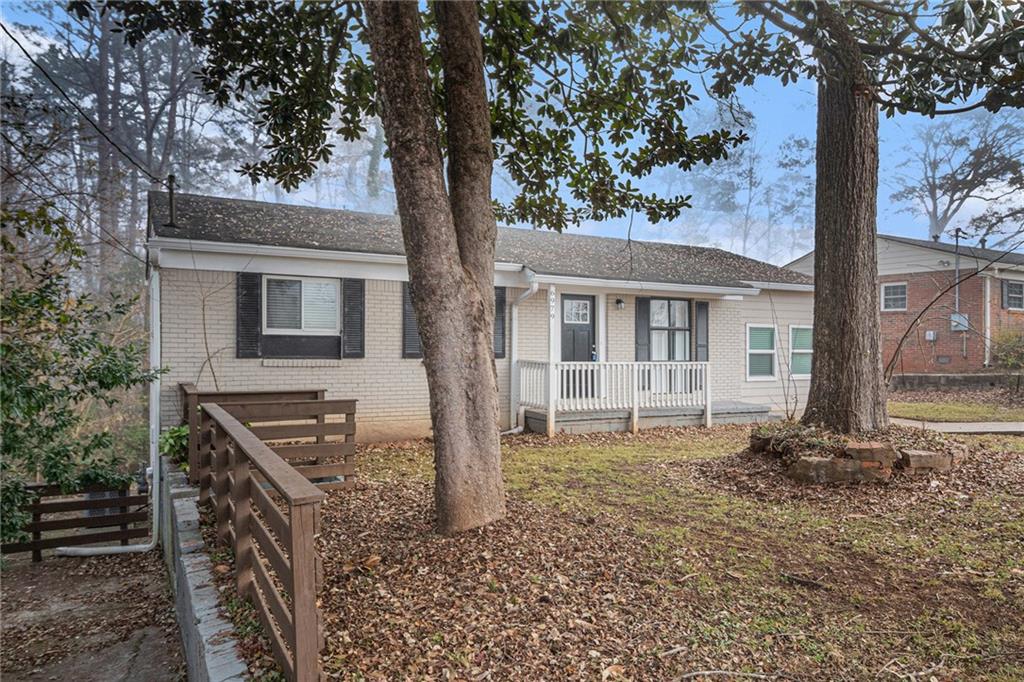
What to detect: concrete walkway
<box><xmin>891</xmin><ymin>417</ymin><xmax>1024</xmax><ymax>435</ymax></box>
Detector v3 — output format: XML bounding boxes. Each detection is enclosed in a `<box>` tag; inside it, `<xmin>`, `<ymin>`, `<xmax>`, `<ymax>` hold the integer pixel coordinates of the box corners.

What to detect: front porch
<box><xmin>523</xmin><ymin>401</ymin><xmax>775</xmax><ymax>435</ymax></box>
<box><xmin>514</xmin><ymin>360</ymin><xmax>772</xmax><ymax>436</ymax></box>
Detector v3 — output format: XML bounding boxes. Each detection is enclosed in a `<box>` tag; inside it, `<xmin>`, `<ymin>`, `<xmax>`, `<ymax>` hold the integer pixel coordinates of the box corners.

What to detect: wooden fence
<box><xmin>201</xmin><ymin>402</ymin><xmax>326</xmax><ymax>682</ymax></box>
<box><xmin>1</xmin><ymin>484</ymin><xmax>149</xmax><ymax>561</ymax></box>
<box><xmin>180</xmin><ymin>383</ymin><xmax>325</xmax><ymax>486</ymax></box>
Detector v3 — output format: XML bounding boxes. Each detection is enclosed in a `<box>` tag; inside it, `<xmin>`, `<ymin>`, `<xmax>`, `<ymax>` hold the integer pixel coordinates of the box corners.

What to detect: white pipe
<box><xmin>58</xmin><ymin>268</ymin><xmax>162</xmax><ymax>556</ymax></box>
<box><xmin>509</xmin><ymin>277</ymin><xmax>540</xmax><ymax>429</ymax></box>
<box><xmin>984</xmin><ymin>274</ymin><xmax>992</xmax><ymax>367</ymax></box>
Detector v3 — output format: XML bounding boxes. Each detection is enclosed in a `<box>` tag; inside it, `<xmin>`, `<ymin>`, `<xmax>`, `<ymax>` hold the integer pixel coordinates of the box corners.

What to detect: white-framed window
<box><xmin>789</xmin><ymin>325</ymin><xmax>813</xmax><ymax>378</ymax></box>
<box><xmin>262</xmin><ymin>275</ymin><xmax>340</xmax><ymax>335</ymax></box>
<box><xmin>746</xmin><ymin>324</ymin><xmax>777</xmax><ymax>381</ymax></box>
<box><xmin>1005</xmin><ymin>281</ymin><xmax>1024</xmax><ymax>310</ymax></box>
<box><xmin>649</xmin><ymin>298</ymin><xmax>691</xmax><ymax>361</ymax></box>
<box><xmin>563</xmin><ymin>298</ymin><xmax>591</xmax><ymax>324</ymax></box>
<box><xmin>881</xmin><ymin>282</ymin><xmax>908</xmax><ymax>311</ymax></box>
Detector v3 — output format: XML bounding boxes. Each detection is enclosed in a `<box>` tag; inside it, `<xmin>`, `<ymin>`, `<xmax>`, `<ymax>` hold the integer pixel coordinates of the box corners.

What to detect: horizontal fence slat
<box><xmin>28</xmin><ymin>494</ymin><xmax>148</xmax><ymax>515</ymax></box>
<box><xmin>249</xmin><ymin>580</ymin><xmax>295</xmax><ymax>681</ymax></box>
<box><xmin>23</xmin><ymin>483</ymin><xmax>116</xmax><ymax>497</ymax></box>
<box><xmin>251</xmin><ymin>482</ymin><xmax>290</xmax><ymax>544</ymax></box>
<box><xmin>252</xmin><ymin>552</ymin><xmax>295</xmax><ymax>645</ymax></box>
<box><xmin>2</xmin><ymin>527</ymin><xmax>149</xmax><ymax>554</ymax></box>
<box><xmin>291</xmin><ymin>463</ymin><xmax>356</xmax><ymax>480</ymax></box>
<box><xmin>250</xmin><ymin>421</ymin><xmax>355</xmax><ymax>441</ymax></box>
<box><xmin>222</xmin><ymin>399</ymin><xmax>357</xmax><ymax>420</ymax></box>
<box><xmin>252</xmin><ymin>515</ymin><xmax>293</xmax><ymax>591</ymax></box>
<box><xmin>272</xmin><ymin>443</ymin><xmax>354</xmax><ymax>460</ymax></box>
<box><xmin>201</xmin><ymin>404</ymin><xmax>324</xmax><ymax>505</ymax></box>
<box><xmin>24</xmin><ymin>510</ymin><xmax>148</xmax><ymax>533</ymax></box>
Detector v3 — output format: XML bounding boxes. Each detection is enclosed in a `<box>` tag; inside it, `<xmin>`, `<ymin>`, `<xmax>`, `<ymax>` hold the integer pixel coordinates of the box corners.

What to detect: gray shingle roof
<box><xmin>879</xmin><ymin>233</ymin><xmax>1024</xmax><ymax>267</ymax></box>
<box><xmin>149</xmin><ymin>191</ymin><xmax>811</xmax><ymax>289</ymax></box>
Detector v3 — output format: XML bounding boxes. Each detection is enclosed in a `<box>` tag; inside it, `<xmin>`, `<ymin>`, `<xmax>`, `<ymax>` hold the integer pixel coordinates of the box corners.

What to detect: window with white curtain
<box><xmin>262</xmin><ymin>275</ymin><xmax>340</xmax><ymax>335</ymax></box>
<box><xmin>649</xmin><ymin>298</ymin><xmax>690</xmax><ymax>361</ymax></box>
<box><xmin>746</xmin><ymin>324</ymin><xmax>777</xmax><ymax>380</ymax></box>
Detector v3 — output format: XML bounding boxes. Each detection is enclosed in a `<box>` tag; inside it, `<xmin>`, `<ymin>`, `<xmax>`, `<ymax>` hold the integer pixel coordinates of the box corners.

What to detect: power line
<box><xmin>3</xmin><ymin>168</ymin><xmax>148</xmax><ymax>266</ymax></box>
<box><xmin>1</xmin><ymin>21</ymin><xmax>172</xmax><ymax>190</ymax></box>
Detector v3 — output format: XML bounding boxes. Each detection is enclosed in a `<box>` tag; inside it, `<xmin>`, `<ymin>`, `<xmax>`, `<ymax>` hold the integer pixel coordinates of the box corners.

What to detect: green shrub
<box><xmin>992</xmin><ymin>330</ymin><xmax>1024</xmax><ymax>392</ymax></box>
<box><xmin>159</xmin><ymin>425</ymin><xmax>190</xmax><ymax>470</ymax></box>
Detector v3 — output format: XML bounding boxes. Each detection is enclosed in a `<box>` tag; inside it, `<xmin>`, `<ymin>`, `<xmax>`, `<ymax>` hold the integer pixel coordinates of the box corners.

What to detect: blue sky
<box><xmin>1</xmin><ymin>2</ymin><xmax>975</xmax><ymax>263</ymax></box>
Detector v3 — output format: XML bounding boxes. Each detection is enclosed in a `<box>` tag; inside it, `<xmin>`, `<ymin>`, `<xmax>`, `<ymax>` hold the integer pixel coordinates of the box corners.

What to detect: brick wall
<box><xmin>879</xmin><ymin>269</ymin><xmax>989</xmax><ymax>374</ymax></box>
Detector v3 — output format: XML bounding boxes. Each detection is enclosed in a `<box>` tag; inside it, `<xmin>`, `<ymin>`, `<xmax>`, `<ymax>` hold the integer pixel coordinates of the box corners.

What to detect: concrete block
<box><xmin>845</xmin><ymin>441</ymin><xmax>897</xmax><ymax>466</ymax></box>
<box><xmin>788</xmin><ymin>456</ymin><xmax>892</xmax><ymax>484</ymax></box>
<box><xmin>899</xmin><ymin>449</ymin><xmax>952</xmax><ymax>472</ymax></box>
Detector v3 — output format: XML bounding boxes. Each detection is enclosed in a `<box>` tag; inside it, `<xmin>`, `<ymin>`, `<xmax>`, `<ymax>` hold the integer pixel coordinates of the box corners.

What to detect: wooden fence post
<box><xmin>119</xmin><ymin>487</ymin><xmax>129</xmax><ymax>546</ymax></box>
<box><xmin>198</xmin><ymin>409</ymin><xmax>212</xmax><ymax>506</ymax></box>
<box><xmin>289</xmin><ymin>502</ymin><xmax>321</xmax><ymax>682</ymax></box>
<box><xmin>31</xmin><ymin>509</ymin><xmax>42</xmax><ymax>563</ymax></box>
<box><xmin>212</xmin><ymin>424</ymin><xmax>231</xmax><ymax>546</ymax></box>
<box><xmin>232</xmin><ymin>454</ymin><xmax>253</xmax><ymax>596</ymax></box>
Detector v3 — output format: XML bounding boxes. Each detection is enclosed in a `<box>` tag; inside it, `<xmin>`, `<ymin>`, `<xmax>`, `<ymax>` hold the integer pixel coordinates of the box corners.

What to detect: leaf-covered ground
<box><xmin>0</xmin><ymin>550</ymin><xmax>183</xmax><ymax>681</ymax></box>
<box><xmin>237</xmin><ymin>427</ymin><xmax>1024</xmax><ymax>681</ymax></box>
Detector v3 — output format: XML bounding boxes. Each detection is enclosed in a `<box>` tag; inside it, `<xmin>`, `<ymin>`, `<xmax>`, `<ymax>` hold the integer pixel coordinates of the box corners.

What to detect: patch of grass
<box><xmin>888</xmin><ymin>400</ymin><xmax>1024</xmax><ymax>422</ymax></box>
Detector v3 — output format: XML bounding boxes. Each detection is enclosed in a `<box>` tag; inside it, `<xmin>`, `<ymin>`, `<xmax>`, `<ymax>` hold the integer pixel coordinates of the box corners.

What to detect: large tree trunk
<box><xmin>801</xmin><ymin>5</ymin><xmax>888</xmax><ymax>433</ymax></box>
<box><xmin>363</xmin><ymin>1</ymin><xmax>506</xmax><ymax>533</ymax></box>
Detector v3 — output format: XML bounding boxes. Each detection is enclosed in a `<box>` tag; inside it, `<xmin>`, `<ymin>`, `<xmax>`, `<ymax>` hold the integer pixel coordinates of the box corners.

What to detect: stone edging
<box><xmin>160</xmin><ymin>458</ymin><xmax>249</xmax><ymax>682</ymax></box>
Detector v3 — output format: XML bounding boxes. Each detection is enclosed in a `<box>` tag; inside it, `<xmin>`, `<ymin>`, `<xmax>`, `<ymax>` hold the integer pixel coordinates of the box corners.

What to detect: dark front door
<box><xmin>561</xmin><ymin>295</ymin><xmax>596</xmax><ymax>361</ymax></box>
<box><xmin>561</xmin><ymin>295</ymin><xmax>596</xmax><ymax>401</ymax></box>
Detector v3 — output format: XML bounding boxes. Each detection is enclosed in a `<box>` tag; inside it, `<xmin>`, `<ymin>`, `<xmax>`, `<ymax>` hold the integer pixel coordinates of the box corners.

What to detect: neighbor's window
<box><xmin>881</xmin><ymin>283</ymin><xmax>907</xmax><ymax>311</ymax></box>
<box><xmin>263</xmin><ymin>275</ymin><xmax>340</xmax><ymax>335</ymax></box>
<box><xmin>650</xmin><ymin>298</ymin><xmax>690</xmax><ymax>361</ymax></box>
<box><xmin>747</xmin><ymin>325</ymin><xmax>776</xmax><ymax>380</ymax></box>
<box><xmin>789</xmin><ymin>325</ymin><xmax>813</xmax><ymax>377</ymax></box>
<box><xmin>1006</xmin><ymin>281</ymin><xmax>1024</xmax><ymax>310</ymax></box>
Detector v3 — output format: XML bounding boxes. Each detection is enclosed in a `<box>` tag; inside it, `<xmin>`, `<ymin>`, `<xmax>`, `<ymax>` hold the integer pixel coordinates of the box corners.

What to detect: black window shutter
<box><xmin>342</xmin><ymin>278</ymin><xmax>365</xmax><ymax>358</ymax></box>
<box><xmin>1002</xmin><ymin>280</ymin><xmax>1010</xmax><ymax>309</ymax></box>
<box><xmin>695</xmin><ymin>301</ymin><xmax>709</xmax><ymax>361</ymax></box>
<box><xmin>402</xmin><ymin>282</ymin><xmax>423</xmax><ymax>358</ymax></box>
<box><xmin>236</xmin><ymin>272</ymin><xmax>261</xmax><ymax>358</ymax></box>
<box><xmin>493</xmin><ymin>287</ymin><xmax>506</xmax><ymax>358</ymax></box>
<box><xmin>635</xmin><ymin>297</ymin><xmax>650</xmax><ymax>361</ymax></box>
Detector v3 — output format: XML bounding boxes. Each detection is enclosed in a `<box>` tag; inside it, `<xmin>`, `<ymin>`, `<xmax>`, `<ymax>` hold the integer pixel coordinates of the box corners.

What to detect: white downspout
<box><xmin>506</xmin><ymin>275</ymin><xmax>539</xmax><ymax>431</ymax></box>
<box><xmin>984</xmin><ymin>273</ymin><xmax>992</xmax><ymax>367</ymax></box>
<box><xmin>58</xmin><ymin>267</ymin><xmax>162</xmax><ymax>556</ymax></box>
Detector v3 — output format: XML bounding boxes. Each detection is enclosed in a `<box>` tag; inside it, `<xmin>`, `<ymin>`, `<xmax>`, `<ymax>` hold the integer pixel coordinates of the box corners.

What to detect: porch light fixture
<box><xmin>615</xmin><ymin>298</ymin><xmax>625</xmax><ymax>310</ymax></box>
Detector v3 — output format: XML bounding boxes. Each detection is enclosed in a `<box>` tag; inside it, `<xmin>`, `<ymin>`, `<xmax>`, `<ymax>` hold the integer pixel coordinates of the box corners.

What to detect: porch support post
<box><xmin>703</xmin><ymin>363</ymin><xmax>712</xmax><ymax>428</ymax></box>
<box><xmin>546</xmin><ymin>286</ymin><xmax>558</xmax><ymax>437</ymax></box>
<box><xmin>630</xmin><ymin>363</ymin><xmax>639</xmax><ymax>434</ymax></box>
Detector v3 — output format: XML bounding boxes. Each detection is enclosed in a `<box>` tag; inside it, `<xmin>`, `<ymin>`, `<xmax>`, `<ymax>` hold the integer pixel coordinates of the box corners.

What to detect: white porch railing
<box><xmin>517</xmin><ymin>360</ymin><xmax>711</xmax><ymax>434</ymax></box>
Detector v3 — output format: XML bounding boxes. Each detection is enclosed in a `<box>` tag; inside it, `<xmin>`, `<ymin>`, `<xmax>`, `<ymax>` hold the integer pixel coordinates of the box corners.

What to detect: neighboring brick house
<box><xmin>787</xmin><ymin>234</ymin><xmax>1024</xmax><ymax>374</ymax></box>
<box><xmin>148</xmin><ymin>192</ymin><xmax>817</xmax><ymax>440</ymax></box>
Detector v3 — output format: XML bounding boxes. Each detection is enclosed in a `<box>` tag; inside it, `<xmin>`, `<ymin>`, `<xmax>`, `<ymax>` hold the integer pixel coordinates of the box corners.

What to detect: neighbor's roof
<box><xmin>149</xmin><ymin>191</ymin><xmax>812</xmax><ymax>289</ymax></box>
<box><xmin>878</xmin><ymin>233</ymin><xmax>1024</xmax><ymax>267</ymax></box>
<box><xmin>787</xmin><ymin>232</ymin><xmax>1024</xmax><ymax>269</ymax></box>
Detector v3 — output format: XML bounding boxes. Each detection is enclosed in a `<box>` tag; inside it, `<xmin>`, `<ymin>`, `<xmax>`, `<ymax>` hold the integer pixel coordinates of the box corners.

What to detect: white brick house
<box><xmin>149</xmin><ymin>192</ymin><xmax>815</xmax><ymax>440</ymax></box>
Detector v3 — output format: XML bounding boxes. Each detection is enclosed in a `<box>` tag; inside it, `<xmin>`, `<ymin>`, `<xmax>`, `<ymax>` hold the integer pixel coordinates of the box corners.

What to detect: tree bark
<box><xmin>801</xmin><ymin>4</ymin><xmax>888</xmax><ymax>433</ymax></box>
<box><xmin>363</xmin><ymin>1</ymin><xmax>506</xmax><ymax>533</ymax></box>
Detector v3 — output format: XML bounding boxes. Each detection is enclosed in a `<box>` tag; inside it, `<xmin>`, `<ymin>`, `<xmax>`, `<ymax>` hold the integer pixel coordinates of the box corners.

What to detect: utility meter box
<box><xmin>950</xmin><ymin>313</ymin><xmax>969</xmax><ymax>332</ymax></box>
<box><xmin>924</xmin><ymin>330</ymin><xmax>937</xmax><ymax>342</ymax></box>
